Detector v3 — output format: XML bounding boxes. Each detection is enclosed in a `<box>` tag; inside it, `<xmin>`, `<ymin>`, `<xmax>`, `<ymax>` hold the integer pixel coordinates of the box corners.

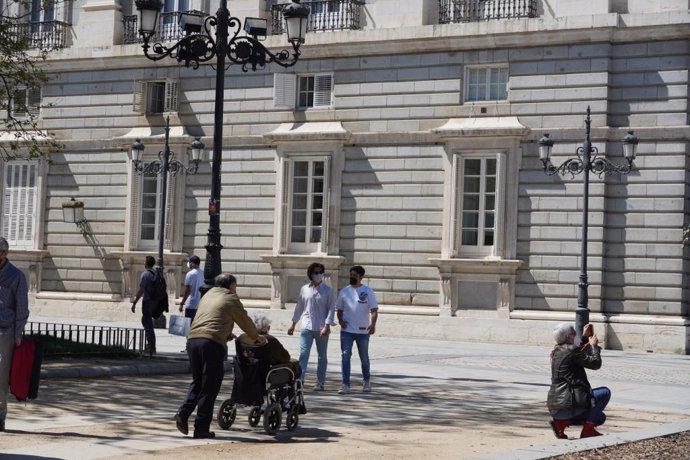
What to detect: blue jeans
<box><xmin>550</xmin><ymin>386</ymin><xmax>611</xmax><ymax>425</ymax></box>
<box><xmin>587</xmin><ymin>386</ymin><xmax>611</xmax><ymax>425</ymax></box>
<box><xmin>340</xmin><ymin>331</ymin><xmax>370</xmax><ymax>385</ymax></box>
<box><xmin>299</xmin><ymin>329</ymin><xmax>329</xmax><ymax>385</ymax></box>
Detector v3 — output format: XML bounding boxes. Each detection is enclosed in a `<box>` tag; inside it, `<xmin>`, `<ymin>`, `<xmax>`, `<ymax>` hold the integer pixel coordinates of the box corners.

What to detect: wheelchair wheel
<box><xmin>248</xmin><ymin>406</ymin><xmax>262</xmax><ymax>427</ymax></box>
<box><xmin>286</xmin><ymin>405</ymin><xmax>299</xmax><ymax>431</ymax></box>
<box><xmin>217</xmin><ymin>399</ymin><xmax>236</xmax><ymax>430</ymax></box>
<box><xmin>263</xmin><ymin>403</ymin><xmax>282</xmax><ymax>435</ymax></box>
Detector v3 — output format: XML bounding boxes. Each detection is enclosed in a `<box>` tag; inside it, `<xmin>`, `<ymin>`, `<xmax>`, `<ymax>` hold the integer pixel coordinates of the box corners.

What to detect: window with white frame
<box><xmin>2</xmin><ymin>161</ymin><xmax>38</xmax><ymax>250</ymax></box>
<box><xmin>274</xmin><ymin>73</ymin><xmax>333</xmax><ymax>110</ymax></box>
<box><xmin>464</xmin><ymin>65</ymin><xmax>508</xmax><ymax>102</ymax></box>
<box><xmin>290</xmin><ymin>159</ymin><xmax>326</xmax><ymax>246</ymax></box>
<box><xmin>8</xmin><ymin>87</ymin><xmax>41</xmax><ymax>119</ymax></box>
<box><xmin>133</xmin><ymin>80</ymin><xmax>179</xmax><ymax>114</ymax></box>
<box><xmin>454</xmin><ymin>154</ymin><xmax>504</xmax><ymax>257</ymax></box>
<box><xmin>137</xmin><ymin>171</ymin><xmax>175</xmax><ymax>249</ymax></box>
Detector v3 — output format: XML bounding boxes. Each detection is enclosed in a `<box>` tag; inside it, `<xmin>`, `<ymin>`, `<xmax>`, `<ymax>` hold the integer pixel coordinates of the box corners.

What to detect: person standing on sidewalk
<box><xmin>288</xmin><ymin>262</ymin><xmax>335</xmax><ymax>391</ymax></box>
<box><xmin>179</xmin><ymin>255</ymin><xmax>204</xmax><ymax>323</ymax></box>
<box><xmin>336</xmin><ymin>265</ymin><xmax>378</xmax><ymax>395</ymax></box>
<box><xmin>0</xmin><ymin>237</ymin><xmax>29</xmax><ymax>432</ymax></box>
<box><xmin>175</xmin><ymin>273</ymin><xmax>267</xmax><ymax>439</ymax></box>
<box><xmin>547</xmin><ymin>322</ymin><xmax>611</xmax><ymax>439</ymax></box>
<box><xmin>130</xmin><ymin>255</ymin><xmax>158</xmax><ymax>354</ymax></box>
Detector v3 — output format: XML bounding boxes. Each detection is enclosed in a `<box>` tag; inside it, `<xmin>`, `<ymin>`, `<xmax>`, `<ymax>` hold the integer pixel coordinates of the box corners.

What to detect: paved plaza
<box><xmin>0</xmin><ymin>314</ymin><xmax>689</xmax><ymax>459</ymax></box>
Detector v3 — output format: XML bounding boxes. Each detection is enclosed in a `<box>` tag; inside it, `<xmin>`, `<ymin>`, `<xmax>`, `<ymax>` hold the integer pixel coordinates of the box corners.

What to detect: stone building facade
<box><xmin>2</xmin><ymin>0</ymin><xmax>688</xmax><ymax>352</ymax></box>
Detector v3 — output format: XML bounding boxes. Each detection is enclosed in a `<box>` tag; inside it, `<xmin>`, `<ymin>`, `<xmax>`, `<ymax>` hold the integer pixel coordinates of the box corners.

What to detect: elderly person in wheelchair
<box><xmin>238</xmin><ymin>313</ymin><xmax>302</xmax><ymax>379</ymax></box>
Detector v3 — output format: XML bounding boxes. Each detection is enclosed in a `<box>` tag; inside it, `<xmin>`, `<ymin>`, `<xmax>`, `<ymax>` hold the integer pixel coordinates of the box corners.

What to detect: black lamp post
<box><xmin>130</xmin><ymin>116</ymin><xmax>204</xmax><ymax>271</ymax></box>
<box><xmin>134</xmin><ymin>0</ymin><xmax>309</xmax><ymax>291</ymax></box>
<box><xmin>538</xmin><ymin>106</ymin><xmax>639</xmax><ymax>343</ymax></box>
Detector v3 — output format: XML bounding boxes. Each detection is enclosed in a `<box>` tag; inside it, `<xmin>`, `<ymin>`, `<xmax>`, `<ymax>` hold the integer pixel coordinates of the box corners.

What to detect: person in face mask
<box><xmin>288</xmin><ymin>262</ymin><xmax>335</xmax><ymax>391</ymax></box>
<box><xmin>180</xmin><ymin>255</ymin><xmax>204</xmax><ymax>322</ymax></box>
<box><xmin>335</xmin><ymin>265</ymin><xmax>378</xmax><ymax>395</ymax></box>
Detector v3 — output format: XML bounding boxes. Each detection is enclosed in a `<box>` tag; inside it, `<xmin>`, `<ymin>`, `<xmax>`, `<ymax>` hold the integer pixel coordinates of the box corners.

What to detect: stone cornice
<box><xmin>39</xmin><ymin>12</ymin><xmax>690</xmax><ymax>71</ymax></box>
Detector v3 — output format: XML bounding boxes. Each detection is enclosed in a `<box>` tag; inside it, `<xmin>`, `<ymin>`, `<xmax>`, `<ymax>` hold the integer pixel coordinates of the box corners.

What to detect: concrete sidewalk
<box><xmin>28</xmin><ymin>314</ymin><xmax>690</xmax><ymax>459</ymax></box>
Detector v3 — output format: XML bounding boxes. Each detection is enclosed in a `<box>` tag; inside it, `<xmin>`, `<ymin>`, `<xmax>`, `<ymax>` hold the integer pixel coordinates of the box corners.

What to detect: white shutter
<box><xmin>273</xmin><ymin>73</ymin><xmax>297</xmax><ymax>108</ymax></box>
<box><xmin>164</xmin><ymin>79</ymin><xmax>179</xmax><ymax>113</ymax></box>
<box><xmin>280</xmin><ymin>159</ymin><xmax>291</xmax><ymax>252</ymax></box>
<box><xmin>133</xmin><ymin>80</ymin><xmax>146</xmax><ymax>114</ymax></box>
<box><xmin>313</xmin><ymin>73</ymin><xmax>333</xmax><ymax>108</ymax></box>
<box><xmin>164</xmin><ymin>173</ymin><xmax>176</xmax><ymax>249</ymax></box>
<box><xmin>320</xmin><ymin>156</ymin><xmax>330</xmax><ymax>252</ymax></box>
<box><xmin>2</xmin><ymin>162</ymin><xmax>37</xmax><ymax>248</ymax></box>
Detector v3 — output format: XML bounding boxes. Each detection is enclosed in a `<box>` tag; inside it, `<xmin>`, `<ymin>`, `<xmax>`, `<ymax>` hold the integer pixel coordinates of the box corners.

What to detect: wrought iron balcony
<box><xmin>6</xmin><ymin>20</ymin><xmax>69</xmax><ymax>49</ymax></box>
<box><xmin>271</xmin><ymin>0</ymin><xmax>364</xmax><ymax>34</ymax></box>
<box><xmin>439</xmin><ymin>0</ymin><xmax>536</xmax><ymax>24</ymax></box>
<box><xmin>122</xmin><ymin>10</ymin><xmax>207</xmax><ymax>45</ymax></box>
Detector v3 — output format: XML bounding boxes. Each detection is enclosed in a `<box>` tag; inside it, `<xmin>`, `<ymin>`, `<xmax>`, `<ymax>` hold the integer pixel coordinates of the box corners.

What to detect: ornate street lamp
<box><xmin>134</xmin><ymin>0</ymin><xmax>309</xmax><ymax>291</ymax></box>
<box><xmin>130</xmin><ymin>116</ymin><xmax>204</xmax><ymax>271</ymax></box>
<box><xmin>538</xmin><ymin>106</ymin><xmax>639</xmax><ymax>343</ymax></box>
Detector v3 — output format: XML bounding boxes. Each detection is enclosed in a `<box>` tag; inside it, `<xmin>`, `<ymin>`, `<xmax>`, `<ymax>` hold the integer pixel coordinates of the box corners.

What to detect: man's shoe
<box><xmin>313</xmin><ymin>382</ymin><xmax>324</xmax><ymax>391</ymax></box>
<box><xmin>363</xmin><ymin>380</ymin><xmax>372</xmax><ymax>392</ymax></box>
<box><xmin>193</xmin><ymin>431</ymin><xmax>216</xmax><ymax>439</ymax></box>
<box><xmin>174</xmin><ymin>412</ymin><xmax>188</xmax><ymax>435</ymax></box>
<box><xmin>338</xmin><ymin>384</ymin><xmax>351</xmax><ymax>394</ymax></box>
<box><xmin>0</xmin><ymin>419</ymin><xmax>5</xmax><ymax>432</ymax></box>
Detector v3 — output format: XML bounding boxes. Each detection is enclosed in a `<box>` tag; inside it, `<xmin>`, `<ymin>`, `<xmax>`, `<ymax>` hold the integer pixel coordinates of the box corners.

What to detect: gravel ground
<box><xmin>547</xmin><ymin>430</ymin><xmax>690</xmax><ymax>459</ymax></box>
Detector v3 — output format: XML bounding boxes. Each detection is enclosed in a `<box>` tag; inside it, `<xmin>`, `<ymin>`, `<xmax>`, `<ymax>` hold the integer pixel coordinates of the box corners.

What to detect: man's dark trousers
<box><xmin>178</xmin><ymin>338</ymin><xmax>225</xmax><ymax>433</ymax></box>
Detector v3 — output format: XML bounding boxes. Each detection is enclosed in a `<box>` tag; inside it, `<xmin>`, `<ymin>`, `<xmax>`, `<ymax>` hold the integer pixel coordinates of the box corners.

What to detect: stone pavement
<box><xmin>6</xmin><ymin>314</ymin><xmax>690</xmax><ymax>459</ymax></box>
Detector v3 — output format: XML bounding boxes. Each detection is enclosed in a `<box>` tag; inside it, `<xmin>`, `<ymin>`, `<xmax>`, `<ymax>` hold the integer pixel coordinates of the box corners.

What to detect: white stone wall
<box><xmin>7</xmin><ymin>3</ymin><xmax>690</xmax><ymax>352</ymax></box>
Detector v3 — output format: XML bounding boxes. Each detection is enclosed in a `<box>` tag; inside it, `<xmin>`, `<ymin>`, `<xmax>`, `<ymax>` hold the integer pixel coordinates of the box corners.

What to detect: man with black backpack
<box><xmin>131</xmin><ymin>255</ymin><xmax>167</xmax><ymax>355</ymax></box>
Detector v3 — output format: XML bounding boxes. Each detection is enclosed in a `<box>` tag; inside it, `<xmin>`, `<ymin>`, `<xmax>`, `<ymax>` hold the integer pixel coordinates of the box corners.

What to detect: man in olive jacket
<box><xmin>175</xmin><ymin>273</ymin><xmax>267</xmax><ymax>439</ymax></box>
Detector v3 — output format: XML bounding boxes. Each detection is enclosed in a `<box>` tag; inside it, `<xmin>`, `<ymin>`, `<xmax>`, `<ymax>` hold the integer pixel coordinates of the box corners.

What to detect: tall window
<box><xmin>465</xmin><ymin>65</ymin><xmax>508</xmax><ymax>102</ymax></box>
<box><xmin>291</xmin><ymin>159</ymin><xmax>325</xmax><ymax>245</ymax></box>
<box><xmin>2</xmin><ymin>161</ymin><xmax>38</xmax><ymax>249</ymax></box>
<box><xmin>30</xmin><ymin>0</ymin><xmax>55</xmax><ymax>32</ymax></box>
<box><xmin>460</xmin><ymin>157</ymin><xmax>496</xmax><ymax>249</ymax></box>
<box><xmin>140</xmin><ymin>173</ymin><xmax>161</xmax><ymax>241</ymax></box>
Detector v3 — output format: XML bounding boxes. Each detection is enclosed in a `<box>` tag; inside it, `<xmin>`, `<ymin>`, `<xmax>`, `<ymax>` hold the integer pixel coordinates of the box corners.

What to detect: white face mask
<box><xmin>187</xmin><ymin>262</ymin><xmax>191</xmax><ymax>269</ymax></box>
<box><xmin>312</xmin><ymin>273</ymin><xmax>324</xmax><ymax>283</ymax></box>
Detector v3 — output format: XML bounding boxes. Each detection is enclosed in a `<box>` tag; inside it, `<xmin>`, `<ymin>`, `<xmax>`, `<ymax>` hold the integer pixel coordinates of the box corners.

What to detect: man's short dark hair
<box><xmin>307</xmin><ymin>262</ymin><xmax>325</xmax><ymax>279</ymax></box>
<box><xmin>350</xmin><ymin>265</ymin><xmax>365</xmax><ymax>277</ymax></box>
<box><xmin>145</xmin><ymin>256</ymin><xmax>155</xmax><ymax>268</ymax></box>
<box><xmin>189</xmin><ymin>255</ymin><xmax>201</xmax><ymax>266</ymax></box>
<box><xmin>215</xmin><ymin>273</ymin><xmax>237</xmax><ymax>289</ymax></box>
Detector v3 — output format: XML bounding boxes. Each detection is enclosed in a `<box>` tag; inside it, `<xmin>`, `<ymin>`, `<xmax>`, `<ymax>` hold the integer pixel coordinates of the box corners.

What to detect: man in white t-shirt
<box><xmin>180</xmin><ymin>255</ymin><xmax>204</xmax><ymax>322</ymax></box>
<box><xmin>335</xmin><ymin>265</ymin><xmax>378</xmax><ymax>395</ymax></box>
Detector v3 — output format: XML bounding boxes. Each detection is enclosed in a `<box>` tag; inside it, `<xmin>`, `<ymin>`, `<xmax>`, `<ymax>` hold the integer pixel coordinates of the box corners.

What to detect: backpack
<box><xmin>148</xmin><ymin>268</ymin><xmax>169</xmax><ymax>319</ymax></box>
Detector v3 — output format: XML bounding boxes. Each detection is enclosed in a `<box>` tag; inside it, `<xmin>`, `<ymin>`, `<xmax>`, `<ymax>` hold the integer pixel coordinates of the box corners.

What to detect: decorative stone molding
<box><xmin>429</xmin><ymin>257</ymin><xmax>522</xmax><ymax>317</ymax></box>
<box><xmin>107</xmin><ymin>250</ymin><xmax>189</xmax><ymax>300</ymax></box>
<box><xmin>10</xmin><ymin>250</ymin><xmax>49</xmax><ymax>293</ymax></box>
<box><xmin>260</xmin><ymin>254</ymin><xmax>346</xmax><ymax>309</ymax></box>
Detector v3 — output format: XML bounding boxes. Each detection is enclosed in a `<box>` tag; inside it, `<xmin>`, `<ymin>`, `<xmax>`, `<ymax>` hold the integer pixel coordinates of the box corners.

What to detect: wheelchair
<box><xmin>216</xmin><ymin>340</ymin><xmax>305</xmax><ymax>435</ymax></box>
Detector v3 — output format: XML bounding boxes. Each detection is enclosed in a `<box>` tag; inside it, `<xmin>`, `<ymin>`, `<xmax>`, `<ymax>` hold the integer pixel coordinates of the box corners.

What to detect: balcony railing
<box><xmin>271</xmin><ymin>0</ymin><xmax>364</xmax><ymax>35</ymax></box>
<box><xmin>439</xmin><ymin>0</ymin><xmax>536</xmax><ymax>24</ymax></box>
<box><xmin>122</xmin><ymin>10</ymin><xmax>207</xmax><ymax>45</ymax></box>
<box><xmin>6</xmin><ymin>20</ymin><xmax>70</xmax><ymax>49</ymax></box>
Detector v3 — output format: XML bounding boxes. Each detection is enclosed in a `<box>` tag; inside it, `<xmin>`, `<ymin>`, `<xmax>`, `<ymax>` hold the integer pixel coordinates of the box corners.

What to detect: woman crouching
<box><xmin>547</xmin><ymin>322</ymin><xmax>611</xmax><ymax>439</ymax></box>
